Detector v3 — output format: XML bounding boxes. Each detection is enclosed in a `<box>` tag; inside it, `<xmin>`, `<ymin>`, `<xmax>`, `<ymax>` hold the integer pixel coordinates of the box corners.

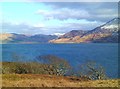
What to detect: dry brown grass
<box><xmin>2</xmin><ymin>74</ymin><xmax>119</xmax><ymax>87</ymax></box>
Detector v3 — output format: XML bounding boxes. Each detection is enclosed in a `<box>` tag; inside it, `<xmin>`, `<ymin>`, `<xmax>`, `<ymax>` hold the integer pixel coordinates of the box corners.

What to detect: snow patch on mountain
<box><xmin>101</xmin><ymin>25</ymin><xmax>118</xmax><ymax>29</ymax></box>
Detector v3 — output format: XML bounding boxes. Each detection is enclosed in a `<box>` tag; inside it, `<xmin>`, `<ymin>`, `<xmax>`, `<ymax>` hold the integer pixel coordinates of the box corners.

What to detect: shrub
<box><xmin>78</xmin><ymin>61</ymin><xmax>108</xmax><ymax>80</ymax></box>
<box><xmin>2</xmin><ymin>53</ymin><xmax>108</xmax><ymax>80</ymax></box>
<box><xmin>2</xmin><ymin>54</ymin><xmax>71</xmax><ymax>75</ymax></box>
<box><xmin>2</xmin><ymin>62</ymin><xmax>47</xmax><ymax>74</ymax></box>
<box><xmin>36</xmin><ymin>55</ymin><xmax>71</xmax><ymax>76</ymax></box>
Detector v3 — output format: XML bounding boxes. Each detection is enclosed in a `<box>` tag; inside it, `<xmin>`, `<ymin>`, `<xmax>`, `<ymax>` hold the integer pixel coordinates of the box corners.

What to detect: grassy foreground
<box><xmin>2</xmin><ymin>74</ymin><xmax>119</xmax><ymax>87</ymax></box>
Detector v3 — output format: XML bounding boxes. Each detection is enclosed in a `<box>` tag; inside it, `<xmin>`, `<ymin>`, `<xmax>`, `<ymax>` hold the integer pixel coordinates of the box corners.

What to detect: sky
<box><xmin>1</xmin><ymin>1</ymin><xmax>118</xmax><ymax>35</ymax></box>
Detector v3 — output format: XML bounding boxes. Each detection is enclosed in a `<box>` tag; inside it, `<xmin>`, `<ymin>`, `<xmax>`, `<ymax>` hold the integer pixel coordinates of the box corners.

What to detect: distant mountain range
<box><xmin>50</xmin><ymin>18</ymin><xmax>119</xmax><ymax>43</ymax></box>
<box><xmin>0</xmin><ymin>33</ymin><xmax>58</xmax><ymax>43</ymax></box>
<box><xmin>0</xmin><ymin>18</ymin><xmax>119</xmax><ymax>44</ymax></box>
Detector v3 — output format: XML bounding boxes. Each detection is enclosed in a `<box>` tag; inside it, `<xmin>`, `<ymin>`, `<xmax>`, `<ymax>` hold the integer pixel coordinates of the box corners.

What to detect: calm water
<box><xmin>2</xmin><ymin>43</ymin><xmax>118</xmax><ymax>78</ymax></box>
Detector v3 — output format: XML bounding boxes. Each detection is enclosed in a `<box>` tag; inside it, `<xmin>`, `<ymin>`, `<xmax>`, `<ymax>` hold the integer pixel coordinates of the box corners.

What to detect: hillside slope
<box><xmin>0</xmin><ymin>33</ymin><xmax>58</xmax><ymax>43</ymax></box>
<box><xmin>2</xmin><ymin>74</ymin><xmax>119</xmax><ymax>87</ymax></box>
<box><xmin>50</xmin><ymin>18</ymin><xmax>119</xmax><ymax>43</ymax></box>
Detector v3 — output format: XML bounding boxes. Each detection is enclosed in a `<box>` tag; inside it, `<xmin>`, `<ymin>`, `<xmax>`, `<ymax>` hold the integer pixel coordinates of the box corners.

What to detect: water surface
<box><xmin>2</xmin><ymin>43</ymin><xmax>118</xmax><ymax>78</ymax></box>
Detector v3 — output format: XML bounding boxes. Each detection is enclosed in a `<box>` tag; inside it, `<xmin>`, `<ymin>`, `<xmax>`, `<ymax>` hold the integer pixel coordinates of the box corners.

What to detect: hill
<box><xmin>0</xmin><ymin>33</ymin><xmax>58</xmax><ymax>43</ymax></box>
<box><xmin>50</xmin><ymin>18</ymin><xmax>119</xmax><ymax>43</ymax></box>
<box><xmin>1</xmin><ymin>18</ymin><xmax>119</xmax><ymax>43</ymax></box>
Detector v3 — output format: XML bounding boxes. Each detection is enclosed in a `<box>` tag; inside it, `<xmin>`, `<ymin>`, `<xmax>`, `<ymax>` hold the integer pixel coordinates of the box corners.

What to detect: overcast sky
<box><xmin>1</xmin><ymin>1</ymin><xmax>118</xmax><ymax>35</ymax></box>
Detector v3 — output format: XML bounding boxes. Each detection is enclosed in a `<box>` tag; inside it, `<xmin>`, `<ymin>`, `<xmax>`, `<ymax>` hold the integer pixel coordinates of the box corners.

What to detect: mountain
<box><xmin>29</xmin><ymin>34</ymin><xmax>58</xmax><ymax>43</ymax></box>
<box><xmin>0</xmin><ymin>33</ymin><xmax>14</xmax><ymax>43</ymax></box>
<box><xmin>0</xmin><ymin>33</ymin><xmax>58</xmax><ymax>43</ymax></box>
<box><xmin>1</xmin><ymin>18</ymin><xmax>119</xmax><ymax>43</ymax></box>
<box><xmin>49</xmin><ymin>30</ymin><xmax>88</xmax><ymax>43</ymax></box>
<box><xmin>59</xmin><ymin>30</ymin><xmax>87</xmax><ymax>38</ymax></box>
<box><xmin>50</xmin><ymin>18</ymin><xmax>119</xmax><ymax>43</ymax></box>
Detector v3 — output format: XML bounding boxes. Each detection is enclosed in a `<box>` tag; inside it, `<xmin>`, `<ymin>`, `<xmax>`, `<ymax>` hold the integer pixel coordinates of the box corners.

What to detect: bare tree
<box><xmin>36</xmin><ymin>55</ymin><xmax>71</xmax><ymax>76</ymax></box>
<box><xmin>78</xmin><ymin>61</ymin><xmax>108</xmax><ymax>80</ymax></box>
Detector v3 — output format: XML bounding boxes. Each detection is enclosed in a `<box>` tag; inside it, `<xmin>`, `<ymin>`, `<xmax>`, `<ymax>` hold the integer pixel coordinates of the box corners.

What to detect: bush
<box><xmin>2</xmin><ymin>55</ymin><xmax>71</xmax><ymax>76</ymax></box>
<box><xmin>78</xmin><ymin>61</ymin><xmax>108</xmax><ymax>80</ymax></box>
<box><xmin>2</xmin><ymin>53</ymin><xmax>108</xmax><ymax>80</ymax></box>
<box><xmin>36</xmin><ymin>55</ymin><xmax>71</xmax><ymax>76</ymax></box>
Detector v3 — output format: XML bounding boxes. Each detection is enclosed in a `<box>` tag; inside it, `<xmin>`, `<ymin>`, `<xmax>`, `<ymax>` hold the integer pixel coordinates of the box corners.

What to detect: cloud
<box><xmin>2</xmin><ymin>2</ymin><xmax>118</xmax><ymax>35</ymax></box>
<box><xmin>39</xmin><ymin>20</ymin><xmax>104</xmax><ymax>34</ymax></box>
<box><xmin>56</xmin><ymin>20</ymin><xmax>103</xmax><ymax>32</ymax></box>
<box><xmin>1</xmin><ymin>0</ymin><xmax>29</xmax><ymax>2</ymax></box>
<box><xmin>40</xmin><ymin>2</ymin><xmax>118</xmax><ymax>22</ymax></box>
<box><xmin>3</xmin><ymin>0</ymin><xmax>118</xmax><ymax>2</ymax></box>
<box><xmin>63</xmin><ymin>22</ymin><xmax>103</xmax><ymax>31</ymax></box>
<box><xmin>1</xmin><ymin>19</ymin><xmax>104</xmax><ymax>35</ymax></box>
<box><xmin>43</xmin><ymin>2</ymin><xmax>117</xmax><ymax>10</ymax></box>
<box><xmin>1</xmin><ymin>22</ymin><xmax>44</xmax><ymax>34</ymax></box>
<box><xmin>36</xmin><ymin>8</ymin><xmax>90</xmax><ymax>20</ymax></box>
<box><xmin>2</xmin><ymin>22</ymin><xmax>30</xmax><ymax>30</ymax></box>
